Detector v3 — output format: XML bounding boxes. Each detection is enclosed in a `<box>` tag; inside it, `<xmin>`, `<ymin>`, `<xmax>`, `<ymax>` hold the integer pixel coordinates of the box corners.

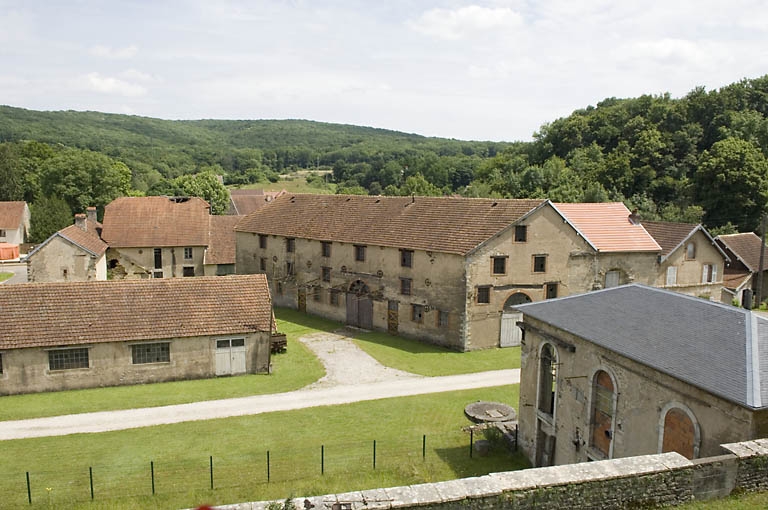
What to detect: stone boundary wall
<box><xmin>214</xmin><ymin>439</ymin><xmax>768</xmax><ymax>510</ymax></box>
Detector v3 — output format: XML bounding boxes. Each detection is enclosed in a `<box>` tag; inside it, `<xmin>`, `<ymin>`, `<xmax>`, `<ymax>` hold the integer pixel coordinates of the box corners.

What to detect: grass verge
<box><xmin>0</xmin><ymin>272</ymin><xmax>13</xmax><ymax>283</ymax></box>
<box><xmin>0</xmin><ymin>385</ymin><xmax>523</xmax><ymax>509</ymax></box>
<box><xmin>678</xmin><ymin>490</ymin><xmax>768</xmax><ymax>508</ymax></box>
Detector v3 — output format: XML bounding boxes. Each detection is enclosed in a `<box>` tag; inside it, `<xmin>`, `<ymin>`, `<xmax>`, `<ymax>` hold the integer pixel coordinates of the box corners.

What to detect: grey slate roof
<box><xmin>514</xmin><ymin>284</ymin><xmax>768</xmax><ymax>410</ymax></box>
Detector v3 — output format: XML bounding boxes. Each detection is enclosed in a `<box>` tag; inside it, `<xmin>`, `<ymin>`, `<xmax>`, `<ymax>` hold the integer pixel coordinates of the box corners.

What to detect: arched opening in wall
<box><xmin>535</xmin><ymin>343</ymin><xmax>558</xmax><ymax>467</ymax></box>
<box><xmin>346</xmin><ymin>279</ymin><xmax>372</xmax><ymax>329</ymax></box>
<box><xmin>499</xmin><ymin>292</ymin><xmax>531</xmax><ymax>347</ymax></box>
<box><xmin>589</xmin><ymin>370</ymin><xmax>616</xmax><ymax>459</ymax></box>
<box><xmin>661</xmin><ymin>406</ymin><xmax>699</xmax><ymax>459</ymax></box>
<box><xmin>604</xmin><ymin>269</ymin><xmax>623</xmax><ymax>288</ymax></box>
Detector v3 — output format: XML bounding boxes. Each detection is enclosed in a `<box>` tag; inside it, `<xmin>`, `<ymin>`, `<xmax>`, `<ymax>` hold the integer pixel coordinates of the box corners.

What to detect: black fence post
<box><xmin>515</xmin><ymin>424</ymin><xmax>519</xmax><ymax>452</ymax></box>
<box><xmin>373</xmin><ymin>440</ymin><xmax>376</xmax><ymax>470</ymax></box>
<box><xmin>422</xmin><ymin>434</ymin><xmax>426</xmax><ymax>459</ymax></box>
<box><xmin>89</xmin><ymin>466</ymin><xmax>94</xmax><ymax>500</ymax></box>
<box><xmin>209</xmin><ymin>456</ymin><xmax>214</xmax><ymax>490</ymax></box>
<box><xmin>150</xmin><ymin>461</ymin><xmax>155</xmax><ymax>495</ymax></box>
<box><xmin>470</xmin><ymin>428</ymin><xmax>474</xmax><ymax>458</ymax></box>
<box><xmin>321</xmin><ymin>445</ymin><xmax>325</xmax><ymax>475</ymax></box>
<box><xmin>267</xmin><ymin>451</ymin><xmax>271</xmax><ymax>483</ymax></box>
<box><xmin>26</xmin><ymin>471</ymin><xmax>31</xmax><ymax>504</ymax></box>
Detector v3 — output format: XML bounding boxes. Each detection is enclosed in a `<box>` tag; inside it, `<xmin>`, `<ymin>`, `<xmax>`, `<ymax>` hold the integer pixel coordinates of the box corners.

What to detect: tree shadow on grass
<box><xmin>432</xmin><ymin>442</ymin><xmax>530</xmax><ymax>480</ymax></box>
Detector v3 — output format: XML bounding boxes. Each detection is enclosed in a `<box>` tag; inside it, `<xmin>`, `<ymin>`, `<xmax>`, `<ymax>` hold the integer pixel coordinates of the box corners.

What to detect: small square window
<box><xmin>354</xmin><ymin>245</ymin><xmax>366</xmax><ymax>262</ymax></box>
<box><xmin>492</xmin><ymin>256</ymin><xmax>507</xmax><ymax>275</ymax></box>
<box><xmin>182</xmin><ymin>266</ymin><xmax>195</xmax><ymax>277</ymax></box>
<box><xmin>477</xmin><ymin>286</ymin><xmax>491</xmax><ymax>304</ymax></box>
<box><xmin>322</xmin><ymin>266</ymin><xmax>331</xmax><ymax>282</ymax></box>
<box><xmin>438</xmin><ymin>311</ymin><xmax>449</xmax><ymax>327</ymax></box>
<box><xmin>321</xmin><ymin>241</ymin><xmax>332</xmax><ymax>258</ymax></box>
<box><xmin>184</xmin><ymin>247</ymin><xmax>193</xmax><ymax>260</ymax></box>
<box><xmin>412</xmin><ymin>304</ymin><xmax>424</xmax><ymax>323</ymax></box>
<box><xmin>533</xmin><ymin>255</ymin><xmax>547</xmax><ymax>273</ymax></box>
<box><xmin>0</xmin><ymin>229</ymin><xmax>5</xmax><ymax>239</ymax></box>
<box><xmin>400</xmin><ymin>277</ymin><xmax>412</xmax><ymax>296</ymax></box>
<box><xmin>153</xmin><ymin>270</ymin><xmax>163</xmax><ymax>279</ymax></box>
<box><xmin>400</xmin><ymin>249</ymin><xmax>414</xmax><ymax>268</ymax></box>
<box><xmin>330</xmin><ymin>289</ymin><xmax>340</xmax><ymax>306</ymax></box>
<box><xmin>260</xmin><ymin>257</ymin><xmax>267</xmax><ymax>271</ymax></box>
<box><xmin>286</xmin><ymin>238</ymin><xmax>295</xmax><ymax>253</ymax></box>
<box><xmin>545</xmin><ymin>283</ymin><xmax>558</xmax><ymax>299</ymax></box>
<box><xmin>286</xmin><ymin>261</ymin><xmax>295</xmax><ymax>276</ymax></box>
<box><xmin>515</xmin><ymin>225</ymin><xmax>527</xmax><ymax>242</ymax></box>
<box><xmin>259</xmin><ymin>234</ymin><xmax>268</xmax><ymax>249</ymax></box>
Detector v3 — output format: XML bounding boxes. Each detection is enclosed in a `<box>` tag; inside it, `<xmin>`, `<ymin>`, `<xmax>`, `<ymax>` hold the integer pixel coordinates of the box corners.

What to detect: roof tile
<box><xmin>554</xmin><ymin>203</ymin><xmax>661</xmax><ymax>252</ymax></box>
<box><xmin>0</xmin><ymin>201</ymin><xmax>27</xmax><ymax>229</ymax></box>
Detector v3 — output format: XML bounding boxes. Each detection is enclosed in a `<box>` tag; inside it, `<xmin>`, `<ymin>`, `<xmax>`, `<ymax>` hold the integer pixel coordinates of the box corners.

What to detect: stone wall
<box><xmin>215</xmin><ymin>439</ymin><xmax>768</xmax><ymax>510</ymax></box>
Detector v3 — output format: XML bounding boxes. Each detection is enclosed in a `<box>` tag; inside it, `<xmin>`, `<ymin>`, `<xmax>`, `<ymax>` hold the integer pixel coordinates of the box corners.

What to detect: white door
<box><xmin>215</xmin><ymin>338</ymin><xmax>247</xmax><ymax>375</ymax></box>
<box><xmin>230</xmin><ymin>338</ymin><xmax>246</xmax><ymax>374</ymax></box>
<box><xmin>500</xmin><ymin>312</ymin><xmax>523</xmax><ymax>347</ymax></box>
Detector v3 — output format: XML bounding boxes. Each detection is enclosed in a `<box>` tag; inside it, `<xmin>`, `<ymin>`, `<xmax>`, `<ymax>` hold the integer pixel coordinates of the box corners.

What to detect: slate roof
<box><xmin>235</xmin><ymin>194</ymin><xmax>546</xmax><ymax>255</ymax></box>
<box><xmin>27</xmin><ymin>219</ymin><xmax>108</xmax><ymax>258</ymax></box>
<box><xmin>553</xmin><ymin>203</ymin><xmax>661</xmax><ymax>252</ymax></box>
<box><xmin>0</xmin><ymin>201</ymin><xmax>27</xmax><ymax>229</ymax></box>
<box><xmin>205</xmin><ymin>215</ymin><xmax>240</xmax><ymax>265</ymax></box>
<box><xmin>0</xmin><ymin>275</ymin><xmax>273</xmax><ymax>350</ymax></box>
<box><xmin>515</xmin><ymin>284</ymin><xmax>768</xmax><ymax>409</ymax></box>
<box><xmin>101</xmin><ymin>196</ymin><xmax>210</xmax><ymax>248</ymax></box>
<box><xmin>717</xmin><ymin>233</ymin><xmax>766</xmax><ymax>272</ymax></box>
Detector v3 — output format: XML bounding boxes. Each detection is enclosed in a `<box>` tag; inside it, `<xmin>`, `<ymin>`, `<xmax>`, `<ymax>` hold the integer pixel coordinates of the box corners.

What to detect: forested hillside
<box><xmin>2</xmin><ymin>74</ymin><xmax>768</xmax><ymax>241</ymax></box>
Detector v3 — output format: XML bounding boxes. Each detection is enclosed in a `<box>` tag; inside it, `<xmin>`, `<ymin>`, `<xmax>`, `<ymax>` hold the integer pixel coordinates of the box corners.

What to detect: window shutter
<box><xmin>666</xmin><ymin>266</ymin><xmax>677</xmax><ymax>286</ymax></box>
<box><xmin>701</xmin><ymin>265</ymin><xmax>708</xmax><ymax>284</ymax></box>
<box><xmin>712</xmin><ymin>264</ymin><xmax>718</xmax><ymax>282</ymax></box>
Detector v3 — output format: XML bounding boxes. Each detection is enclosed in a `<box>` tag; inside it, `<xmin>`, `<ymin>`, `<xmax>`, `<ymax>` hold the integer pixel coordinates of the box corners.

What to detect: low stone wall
<box><xmin>215</xmin><ymin>439</ymin><xmax>768</xmax><ymax>510</ymax></box>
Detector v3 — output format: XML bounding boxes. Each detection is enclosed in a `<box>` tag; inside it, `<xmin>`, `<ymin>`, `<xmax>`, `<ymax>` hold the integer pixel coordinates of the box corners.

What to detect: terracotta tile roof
<box><xmin>101</xmin><ymin>196</ymin><xmax>210</xmax><ymax>248</ymax></box>
<box><xmin>205</xmin><ymin>215</ymin><xmax>240</xmax><ymax>265</ymax></box>
<box><xmin>723</xmin><ymin>270</ymin><xmax>753</xmax><ymax>290</ymax></box>
<box><xmin>717</xmin><ymin>233</ymin><xmax>766</xmax><ymax>272</ymax></box>
<box><xmin>235</xmin><ymin>194</ymin><xmax>545</xmax><ymax>255</ymax></box>
<box><xmin>554</xmin><ymin>202</ymin><xmax>661</xmax><ymax>252</ymax></box>
<box><xmin>58</xmin><ymin>221</ymin><xmax>108</xmax><ymax>256</ymax></box>
<box><xmin>640</xmin><ymin>220</ymin><xmax>698</xmax><ymax>257</ymax></box>
<box><xmin>0</xmin><ymin>275</ymin><xmax>273</xmax><ymax>350</ymax></box>
<box><xmin>0</xmin><ymin>201</ymin><xmax>27</xmax><ymax>229</ymax></box>
<box><xmin>229</xmin><ymin>189</ymin><xmax>287</xmax><ymax>215</ymax></box>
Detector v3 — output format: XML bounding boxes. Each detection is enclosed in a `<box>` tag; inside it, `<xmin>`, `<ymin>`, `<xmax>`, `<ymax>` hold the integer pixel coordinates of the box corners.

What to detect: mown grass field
<box><xmin>0</xmin><ymin>271</ymin><xmax>13</xmax><ymax>283</ymax></box>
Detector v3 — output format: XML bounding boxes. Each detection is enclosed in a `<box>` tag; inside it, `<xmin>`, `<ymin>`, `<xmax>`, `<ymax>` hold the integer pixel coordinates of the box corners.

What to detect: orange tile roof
<box><xmin>235</xmin><ymin>194</ymin><xmax>545</xmax><ymax>255</ymax></box>
<box><xmin>0</xmin><ymin>275</ymin><xmax>273</xmax><ymax>350</ymax></box>
<box><xmin>101</xmin><ymin>196</ymin><xmax>210</xmax><ymax>248</ymax></box>
<box><xmin>229</xmin><ymin>189</ymin><xmax>287</xmax><ymax>215</ymax></box>
<box><xmin>640</xmin><ymin>220</ymin><xmax>698</xmax><ymax>257</ymax></box>
<box><xmin>206</xmin><ymin>215</ymin><xmax>240</xmax><ymax>265</ymax></box>
<box><xmin>57</xmin><ymin>221</ymin><xmax>108</xmax><ymax>257</ymax></box>
<box><xmin>0</xmin><ymin>201</ymin><xmax>27</xmax><ymax>229</ymax></box>
<box><xmin>717</xmin><ymin>233</ymin><xmax>766</xmax><ymax>272</ymax></box>
<box><xmin>554</xmin><ymin>202</ymin><xmax>661</xmax><ymax>252</ymax></box>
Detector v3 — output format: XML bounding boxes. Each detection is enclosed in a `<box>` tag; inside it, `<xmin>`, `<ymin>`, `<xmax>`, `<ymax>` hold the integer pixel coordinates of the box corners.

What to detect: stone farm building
<box><xmin>233</xmin><ymin>194</ymin><xmax>714</xmax><ymax>351</ymax></box>
<box><xmin>0</xmin><ymin>274</ymin><xmax>274</xmax><ymax>395</ymax></box>
<box><xmin>515</xmin><ymin>285</ymin><xmax>768</xmax><ymax>468</ymax></box>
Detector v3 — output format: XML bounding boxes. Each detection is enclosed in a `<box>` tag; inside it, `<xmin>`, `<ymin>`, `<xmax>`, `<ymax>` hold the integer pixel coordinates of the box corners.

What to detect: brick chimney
<box><xmin>86</xmin><ymin>206</ymin><xmax>97</xmax><ymax>225</ymax></box>
<box><xmin>74</xmin><ymin>213</ymin><xmax>87</xmax><ymax>231</ymax></box>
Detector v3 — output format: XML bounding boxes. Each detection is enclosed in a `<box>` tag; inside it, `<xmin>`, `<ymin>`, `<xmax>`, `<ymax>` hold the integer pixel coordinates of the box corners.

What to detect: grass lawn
<box><xmin>0</xmin><ymin>311</ymin><xmax>325</xmax><ymax>422</ymax></box>
<box><xmin>0</xmin><ymin>272</ymin><xmax>13</xmax><ymax>283</ymax></box>
<box><xmin>680</xmin><ymin>491</ymin><xmax>768</xmax><ymax>508</ymax></box>
<box><xmin>240</xmin><ymin>172</ymin><xmax>335</xmax><ymax>194</ymax></box>
<box><xmin>0</xmin><ymin>385</ymin><xmax>524</xmax><ymax>509</ymax></box>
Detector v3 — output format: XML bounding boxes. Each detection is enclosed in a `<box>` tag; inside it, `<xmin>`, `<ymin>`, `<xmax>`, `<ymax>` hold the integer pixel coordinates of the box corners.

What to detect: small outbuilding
<box><xmin>0</xmin><ymin>274</ymin><xmax>275</xmax><ymax>395</ymax></box>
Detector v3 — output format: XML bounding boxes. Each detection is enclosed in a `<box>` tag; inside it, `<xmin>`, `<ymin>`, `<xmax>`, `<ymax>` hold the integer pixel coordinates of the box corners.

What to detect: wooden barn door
<box><xmin>346</xmin><ymin>280</ymin><xmax>372</xmax><ymax>329</ymax></box>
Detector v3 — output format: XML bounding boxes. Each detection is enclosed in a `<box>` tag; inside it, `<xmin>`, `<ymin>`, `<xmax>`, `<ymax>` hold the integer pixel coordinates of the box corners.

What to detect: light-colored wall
<box><xmin>0</xmin><ymin>332</ymin><xmax>270</xmax><ymax>395</ymax></box>
<box><xmin>0</xmin><ymin>203</ymin><xmax>31</xmax><ymax>245</ymax></box>
<box><xmin>27</xmin><ymin>236</ymin><xmax>105</xmax><ymax>282</ymax></box>
<box><xmin>518</xmin><ymin>316</ymin><xmax>757</xmax><ymax>467</ymax></box>
<box><xmin>654</xmin><ymin>230</ymin><xmax>726</xmax><ymax>301</ymax></box>
<box><xmin>107</xmin><ymin>246</ymin><xmax>205</xmax><ymax>279</ymax></box>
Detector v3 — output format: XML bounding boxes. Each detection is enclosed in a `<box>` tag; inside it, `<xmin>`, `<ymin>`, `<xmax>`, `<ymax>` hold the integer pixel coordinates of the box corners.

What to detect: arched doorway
<box><xmin>346</xmin><ymin>280</ymin><xmax>373</xmax><ymax>329</ymax></box>
<box><xmin>660</xmin><ymin>405</ymin><xmax>699</xmax><ymax>459</ymax></box>
<box><xmin>500</xmin><ymin>292</ymin><xmax>531</xmax><ymax>347</ymax></box>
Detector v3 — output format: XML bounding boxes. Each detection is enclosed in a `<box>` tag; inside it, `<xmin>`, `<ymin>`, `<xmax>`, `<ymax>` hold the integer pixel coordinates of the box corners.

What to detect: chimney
<box><xmin>86</xmin><ymin>206</ymin><xmax>97</xmax><ymax>226</ymax></box>
<box><xmin>628</xmin><ymin>208</ymin><xmax>640</xmax><ymax>225</ymax></box>
<box><xmin>74</xmin><ymin>213</ymin><xmax>87</xmax><ymax>231</ymax></box>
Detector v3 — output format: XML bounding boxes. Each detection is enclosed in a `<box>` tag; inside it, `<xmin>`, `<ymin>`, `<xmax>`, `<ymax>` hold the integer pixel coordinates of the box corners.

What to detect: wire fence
<box><xmin>1</xmin><ymin>427</ymin><xmax>518</xmax><ymax>507</ymax></box>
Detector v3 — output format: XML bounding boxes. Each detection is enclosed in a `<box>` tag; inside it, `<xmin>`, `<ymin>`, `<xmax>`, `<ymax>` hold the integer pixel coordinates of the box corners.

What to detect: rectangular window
<box><xmin>605</xmin><ymin>270</ymin><xmax>620</xmax><ymax>288</ymax></box>
<box><xmin>286</xmin><ymin>261</ymin><xmax>295</xmax><ymax>276</ymax></box>
<box><xmin>533</xmin><ymin>255</ymin><xmax>547</xmax><ymax>273</ymax></box>
<box><xmin>132</xmin><ymin>343</ymin><xmax>170</xmax><ymax>364</ymax></box>
<box><xmin>545</xmin><ymin>283</ymin><xmax>558</xmax><ymax>299</ymax></box>
<box><xmin>686</xmin><ymin>243</ymin><xmax>696</xmax><ymax>260</ymax></box>
<box><xmin>322</xmin><ymin>266</ymin><xmax>331</xmax><ymax>282</ymax></box>
<box><xmin>438</xmin><ymin>311</ymin><xmax>449</xmax><ymax>327</ymax></box>
<box><xmin>412</xmin><ymin>304</ymin><xmax>424</xmax><ymax>323</ymax></box>
<box><xmin>702</xmin><ymin>264</ymin><xmax>717</xmax><ymax>283</ymax></box>
<box><xmin>260</xmin><ymin>257</ymin><xmax>267</xmax><ymax>271</ymax></box>
<box><xmin>321</xmin><ymin>241</ymin><xmax>332</xmax><ymax>258</ymax></box>
<box><xmin>182</xmin><ymin>266</ymin><xmax>195</xmax><ymax>277</ymax></box>
<box><xmin>259</xmin><ymin>234</ymin><xmax>268</xmax><ymax>249</ymax></box>
<box><xmin>400</xmin><ymin>277</ymin><xmax>412</xmax><ymax>296</ymax></box>
<box><xmin>515</xmin><ymin>225</ymin><xmax>527</xmax><ymax>242</ymax></box>
<box><xmin>477</xmin><ymin>286</ymin><xmax>491</xmax><ymax>304</ymax></box>
<box><xmin>492</xmin><ymin>256</ymin><xmax>507</xmax><ymax>275</ymax></box>
<box><xmin>276</xmin><ymin>281</ymin><xmax>284</xmax><ymax>295</ymax></box>
<box><xmin>313</xmin><ymin>286</ymin><xmax>321</xmax><ymax>302</ymax></box>
<box><xmin>666</xmin><ymin>266</ymin><xmax>677</xmax><ymax>286</ymax></box>
<box><xmin>400</xmin><ymin>249</ymin><xmax>414</xmax><ymax>268</ymax></box>
<box><xmin>49</xmin><ymin>348</ymin><xmax>89</xmax><ymax>370</ymax></box>
<box><xmin>154</xmin><ymin>248</ymin><xmax>162</xmax><ymax>269</ymax></box>
<box><xmin>330</xmin><ymin>289</ymin><xmax>340</xmax><ymax>306</ymax></box>
<box><xmin>184</xmin><ymin>247</ymin><xmax>193</xmax><ymax>260</ymax></box>
<box><xmin>286</xmin><ymin>238</ymin><xmax>295</xmax><ymax>253</ymax></box>
<box><xmin>354</xmin><ymin>245</ymin><xmax>366</xmax><ymax>262</ymax></box>
<box><xmin>153</xmin><ymin>270</ymin><xmax>163</xmax><ymax>279</ymax></box>
<box><xmin>0</xmin><ymin>229</ymin><xmax>5</xmax><ymax>239</ymax></box>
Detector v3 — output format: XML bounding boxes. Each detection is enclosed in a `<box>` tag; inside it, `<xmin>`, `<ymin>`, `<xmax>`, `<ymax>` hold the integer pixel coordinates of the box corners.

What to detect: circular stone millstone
<box><xmin>464</xmin><ymin>401</ymin><xmax>517</xmax><ymax>423</ymax></box>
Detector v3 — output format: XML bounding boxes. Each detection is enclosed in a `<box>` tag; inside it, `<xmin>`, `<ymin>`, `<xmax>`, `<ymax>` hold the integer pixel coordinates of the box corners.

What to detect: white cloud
<box><xmin>620</xmin><ymin>38</ymin><xmax>715</xmax><ymax>68</ymax></box>
<box><xmin>408</xmin><ymin>5</ymin><xmax>523</xmax><ymax>40</ymax></box>
<box><xmin>84</xmin><ymin>72</ymin><xmax>146</xmax><ymax>96</ymax></box>
<box><xmin>89</xmin><ymin>44</ymin><xmax>138</xmax><ymax>59</ymax></box>
<box><xmin>119</xmin><ymin>69</ymin><xmax>157</xmax><ymax>82</ymax></box>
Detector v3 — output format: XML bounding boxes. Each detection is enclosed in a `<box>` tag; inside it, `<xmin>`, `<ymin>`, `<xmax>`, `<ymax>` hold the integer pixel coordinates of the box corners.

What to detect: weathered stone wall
<box><xmin>217</xmin><ymin>439</ymin><xmax>768</xmax><ymax>510</ymax></box>
<box><xmin>27</xmin><ymin>235</ymin><xmax>104</xmax><ymax>282</ymax></box>
<box><xmin>106</xmin><ymin>246</ymin><xmax>205</xmax><ymax>279</ymax></box>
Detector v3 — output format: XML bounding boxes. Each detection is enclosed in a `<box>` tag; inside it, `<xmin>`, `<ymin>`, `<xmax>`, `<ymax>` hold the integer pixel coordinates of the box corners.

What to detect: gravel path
<box><xmin>0</xmin><ymin>330</ymin><xmax>519</xmax><ymax>440</ymax></box>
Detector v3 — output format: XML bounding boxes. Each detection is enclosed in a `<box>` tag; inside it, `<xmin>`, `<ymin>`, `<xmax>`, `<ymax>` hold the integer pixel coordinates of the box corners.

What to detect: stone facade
<box><xmin>107</xmin><ymin>245</ymin><xmax>206</xmax><ymax>279</ymax></box>
<box><xmin>652</xmin><ymin>229</ymin><xmax>726</xmax><ymax>301</ymax></box>
<box><xmin>27</xmin><ymin>235</ymin><xmax>106</xmax><ymax>282</ymax></box>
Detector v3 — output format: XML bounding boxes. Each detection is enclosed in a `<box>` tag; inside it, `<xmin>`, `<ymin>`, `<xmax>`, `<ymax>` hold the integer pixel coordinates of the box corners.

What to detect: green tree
<box><xmin>0</xmin><ymin>143</ymin><xmax>24</xmax><ymax>201</ymax></box>
<box><xmin>695</xmin><ymin>137</ymin><xmax>768</xmax><ymax>231</ymax></box>
<box><xmin>29</xmin><ymin>196</ymin><xmax>72</xmax><ymax>243</ymax></box>
<box><xmin>171</xmin><ymin>169</ymin><xmax>229</xmax><ymax>214</ymax></box>
<box><xmin>399</xmin><ymin>173</ymin><xmax>442</xmax><ymax>197</ymax></box>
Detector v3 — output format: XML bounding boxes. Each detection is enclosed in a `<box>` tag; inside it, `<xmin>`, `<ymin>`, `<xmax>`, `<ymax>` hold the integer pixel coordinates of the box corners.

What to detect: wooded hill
<box><xmin>2</xmin><ymin>74</ymin><xmax>768</xmax><ymax>242</ymax></box>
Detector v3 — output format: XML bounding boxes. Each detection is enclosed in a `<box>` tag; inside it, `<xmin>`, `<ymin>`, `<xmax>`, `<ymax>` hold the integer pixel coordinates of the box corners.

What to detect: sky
<box><xmin>1</xmin><ymin>1</ymin><xmax>767</xmax><ymax>142</ymax></box>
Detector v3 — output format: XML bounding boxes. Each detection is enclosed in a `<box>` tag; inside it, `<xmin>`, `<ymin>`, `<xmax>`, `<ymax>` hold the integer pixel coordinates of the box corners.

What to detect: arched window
<box><xmin>538</xmin><ymin>344</ymin><xmax>558</xmax><ymax>417</ymax></box>
<box><xmin>590</xmin><ymin>370</ymin><xmax>616</xmax><ymax>458</ymax></box>
<box><xmin>659</xmin><ymin>404</ymin><xmax>700</xmax><ymax>459</ymax></box>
